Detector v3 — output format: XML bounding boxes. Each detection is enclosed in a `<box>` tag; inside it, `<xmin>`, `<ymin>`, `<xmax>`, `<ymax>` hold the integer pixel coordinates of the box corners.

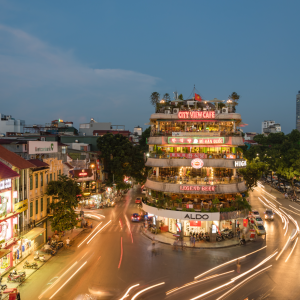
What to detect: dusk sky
<box><xmin>1</xmin><ymin>1</ymin><xmax>299</xmax><ymax>134</ymax></box>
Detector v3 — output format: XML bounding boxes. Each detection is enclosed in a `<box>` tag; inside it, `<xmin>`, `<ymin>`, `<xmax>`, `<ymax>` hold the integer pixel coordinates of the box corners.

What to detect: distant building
<box><xmin>0</xmin><ymin>113</ymin><xmax>25</xmax><ymax>136</ymax></box>
<box><xmin>79</xmin><ymin>119</ymin><xmax>111</xmax><ymax>136</ymax></box>
<box><xmin>133</xmin><ymin>126</ymin><xmax>143</xmax><ymax>136</ymax></box>
<box><xmin>297</xmin><ymin>91</ymin><xmax>300</xmax><ymax>131</ymax></box>
<box><xmin>262</xmin><ymin>120</ymin><xmax>281</xmax><ymax>135</ymax></box>
<box><xmin>244</xmin><ymin>132</ymin><xmax>258</xmax><ymax>141</ymax></box>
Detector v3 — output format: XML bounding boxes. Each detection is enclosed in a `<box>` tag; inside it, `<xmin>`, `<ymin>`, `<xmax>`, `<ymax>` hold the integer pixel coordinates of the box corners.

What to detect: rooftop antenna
<box><xmin>173</xmin><ymin>91</ymin><xmax>178</xmax><ymax>100</ymax></box>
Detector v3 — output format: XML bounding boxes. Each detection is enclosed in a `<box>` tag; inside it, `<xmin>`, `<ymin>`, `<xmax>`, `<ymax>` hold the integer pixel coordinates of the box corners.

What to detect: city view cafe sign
<box><xmin>178</xmin><ymin>111</ymin><xmax>215</xmax><ymax>119</ymax></box>
<box><xmin>168</xmin><ymin>137</ymin><xmax>224</xmax><ymax>145</ymax></box>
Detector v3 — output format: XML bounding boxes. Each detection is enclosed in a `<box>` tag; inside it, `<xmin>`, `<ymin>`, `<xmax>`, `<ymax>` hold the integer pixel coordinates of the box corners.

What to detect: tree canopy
<box><xmin>46</xmin><ymin>175</ymin><xmax>81</xmax><ymax>234</ymax></box>
<box><xmin>150</xmin><ymin>92</ymin><xmax>160</xmax><ymax>107</ymax></box>
<box><xmin>97</xmin><ymin>133</ymin><xmax>146</xmax><ymax>187</ymax></box>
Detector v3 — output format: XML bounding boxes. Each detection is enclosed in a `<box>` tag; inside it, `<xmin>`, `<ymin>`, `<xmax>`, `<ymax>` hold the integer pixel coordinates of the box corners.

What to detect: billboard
<box><xmin>28</xmin><ymin>141</ymin><xmax>58</xmax><ymax>155</ymax></box>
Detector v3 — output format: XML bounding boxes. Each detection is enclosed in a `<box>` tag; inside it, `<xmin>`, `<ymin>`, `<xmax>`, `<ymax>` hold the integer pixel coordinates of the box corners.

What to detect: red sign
<box><xmin>168</xmin><ymin>137</ymin><xmax>224</xmax><ymax>145</ymax></box>
<box><xmin>243</xmin><ymin>219</ymin><xmax>248</xmax><ymax>227</ymax></box>
<box><xmin>79</xmin><ymin>172</ymin><xmax>88</xmax><ymax>176</ymax></box>
<box><xmin>180</xmin><ymin>185</ymin><xmax>216</xmax><ymax>191</ymax></box>
<box><xmin>178</xmin><ymin>111</ymin><xmax>215</xmax><ymax>119</ymax></box>
<box><xmin>170</xmin><ymin>153</ymin><xmax>207</xmax><ymax>159</ymax></box>
<box><xmin>190</xmin><ymin>221</ymin><xmax>201</xmax><ymax>227</ymax></box>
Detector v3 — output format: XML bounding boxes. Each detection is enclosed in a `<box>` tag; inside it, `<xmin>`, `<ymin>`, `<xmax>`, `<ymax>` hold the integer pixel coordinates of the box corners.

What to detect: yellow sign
<box><xmin>14</xmin><ymin>199</ymin><xmax>28</xmax><ymax>214</ymax></box>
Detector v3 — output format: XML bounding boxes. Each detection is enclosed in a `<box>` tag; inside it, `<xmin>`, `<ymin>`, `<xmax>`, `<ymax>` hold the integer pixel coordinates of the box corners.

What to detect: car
<box><xmin>264</xmin><ymin>209</ymin><xmax>275</xmax><ymax>220</ymax></box>
<box><xmin>254</xmin><ymin>217</ymin><xmax>264</xmax><ymax>225</ymax></box>
<box><xmin>254</xmin><ymin>224</ymin><xmax>266</xmax><ymax>236</ymax></box>
<box><xmin>142</xmin><ymin>188</ymin><xmax>146</xmax><ymax>194</ymax></box>
<box><xmin>135</xmin><ymin>197</ymin><xmax>142</xmax><ymax>204</ymax></box>
<box><xmin>131</xmin><ymin>213</ymin><xmax>140</xmax><ymax>222</ymax></box>
<box><xmin>251</xmin><ymin>210</ymin><xmax>260</xmax><ymax>218</ymax></box>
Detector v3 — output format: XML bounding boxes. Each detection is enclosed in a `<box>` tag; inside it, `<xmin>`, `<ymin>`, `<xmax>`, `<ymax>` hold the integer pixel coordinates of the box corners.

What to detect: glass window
<box><xmin>30</xmin><ymin>176</ymin><xmax>33</xmax><ymax>190</ymax></box>
<box><xmin>41</xmin><ymin>198</ymin><xmax>43</xmax><ymax>212</ymax></box>
<box><xmin>47</xmin><ymin>198</ymin><xmax>50</xmax><ymax>207</ymax></box>
<box><xmin>30</xmin><ymin>202</ymin><xmax>33</xmax><ymax>217</ymax></box>
<box><xmin>54</xmin><ymin>173</ymin><xmax>55</xmax><ymax>181</ymax></box>
<box><xmin>36</xmin><ymin>200</ymin><xmax>38</xmax><ymax>214</ymax></box>
<box><xmin>46</xmin><ymin>174</ymin><xmax>48</xmax><ymax>184</ymax></box>
<box><xmin>35</xmin><ymin>174</ymin><xmax>38</xmax><ymax>188</ymax></box>
<box><xmin>59</xmin><ymin>170</ymin><xmax>61</xmax><ymax>176</ymax></box>
<box><xmin>40</xmin><ymin>173</ymin><xmax>43</xmax><ymax>187</ymax></box>
<box><xmin>50</xmin><ymin>174</ymin><xmax>52</xmax><ymax>181</ymax></box>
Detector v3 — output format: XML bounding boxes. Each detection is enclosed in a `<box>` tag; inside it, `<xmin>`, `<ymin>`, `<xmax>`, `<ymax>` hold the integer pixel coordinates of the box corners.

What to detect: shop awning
<box><xmin>0</xmin><ymin>249</ymin><xmax>11</xmax><ymax>259</ymax></box>
<box><xmin>21</xmin><ymin>228</ymin><xmax>46</xmax><ymax>240</ymax></box>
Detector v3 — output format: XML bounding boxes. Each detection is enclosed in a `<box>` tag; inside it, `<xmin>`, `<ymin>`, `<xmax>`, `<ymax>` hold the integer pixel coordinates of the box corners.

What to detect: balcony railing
<box><xmin>148</xmin><ymin>175</ymin><xmax>243</xmax><ymax>185</ymax></box>
<box><xmin>149</xmin><ymin>153</ymin><xmax>243</xmax><ymax>159</ymax></box>
<box><xmin>150</xmin><ymin>131</ymin><xmax>242</xmax><ymax>137</ymax></box>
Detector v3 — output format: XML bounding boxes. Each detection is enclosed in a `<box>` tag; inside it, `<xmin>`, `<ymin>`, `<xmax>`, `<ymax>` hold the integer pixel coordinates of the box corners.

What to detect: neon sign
<box><xmin>168</xmin><ymin>137</ymin><xmax>224</xmax><ymax>144</ymax></box>
<box><xmin>79</xmin><ymin>172</ymin><xmax>88</xmax><ymax>176</ymax></box>
<box><xmin>178</xmin><ymin>111</ymin><xmax>215</xmax><ymax>119</ymax></box>
<box><xmin>180</xmin><ymin>185</ymin><xmax>216</xmax><ymax>191</ymax></box>
<box><xmin>191</xmin><ymin>158</ymin><xmax>204</xmax><ymax>169</ymax></box>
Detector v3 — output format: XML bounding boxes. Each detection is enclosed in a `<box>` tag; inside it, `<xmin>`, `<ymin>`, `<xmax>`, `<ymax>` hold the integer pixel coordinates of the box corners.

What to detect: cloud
<box><xmin>0</xmin><ymin>24</ymin><xmax>158</xmax><ymax>129</ymax></box>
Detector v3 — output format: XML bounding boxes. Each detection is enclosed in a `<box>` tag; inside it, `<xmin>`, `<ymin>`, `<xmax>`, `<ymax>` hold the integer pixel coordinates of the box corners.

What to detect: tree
<box><xmin>46</xmin><ymin>175</ymin><xmax>81</xmax><ymax>237</ymax></box>
<box><xmin>97</xmin><ymin>133</ymin><xmax>147</xmax><ymax>187</ymax></box>
<box><xmin>178</xmin><ymin>94</ymin><xmax>184</xmax><ymax>100</ymax></box>
<box><xmin>239</xmin><ymin>161</ymin><xmax>267</xmax><ymax>191</ymax></box>
<box><xmin>150</xmin><ymin>92</ymin><xmax>160</xmax><ymax>107</ymax></box>
<box><xmin>163</xmin><ymin>93</ymin><xmax>171</xmax><ymax>102</ymax></box>
<box><xmin>139</xmin><ymin>126</ymin><xmax>151</xmax><ymax>152</ymax></box>
<box><xmin>229</xmin><ymin>92</ymin><xmax>240</xmax><ymax>106</ymax></box>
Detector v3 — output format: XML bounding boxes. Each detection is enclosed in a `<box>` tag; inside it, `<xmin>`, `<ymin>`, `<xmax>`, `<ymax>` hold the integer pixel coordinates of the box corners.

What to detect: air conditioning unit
<box><xmin>222</xmin><ymin>107</ymin><xmax>228</xmax><ymax>114</ymax></box>
<box><xmin>173</xmin><ymin>108</ymin><xmax>179</xmax><ymax>114</ymax></box>
<box><xmin>164</xmin><ymin>110</ymin><xmax>171</xmax><ymax>114</ymax></box>
<box><xmin>215</xmin><ymin>110</ymin><xmax>220</xmax><ymax>114</ymax></box>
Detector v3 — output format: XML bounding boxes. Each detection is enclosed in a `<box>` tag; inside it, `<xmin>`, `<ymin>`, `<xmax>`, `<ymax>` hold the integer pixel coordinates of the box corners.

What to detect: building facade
<box><xmin>262</xmin><ymin>120</ymin><xmax>281</xmax><ymax>135</ymax></box>
<box><xmin>143</xmin><ymin>101</ymin><xmax>248</xmax><ymax>240</ymax></box>
<box><xmin>0</xmin><ymin>114</ymin><xmax>25</xmax><ymax>136</ymax></box>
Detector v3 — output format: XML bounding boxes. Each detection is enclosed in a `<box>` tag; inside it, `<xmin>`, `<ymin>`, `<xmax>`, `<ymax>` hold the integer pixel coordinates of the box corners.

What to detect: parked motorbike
<box><xmin>7</xmin><ymin>273</ymin><xmax>24</xmax><ymax>283</ymax></box>
<box><xmin>0</xmin><ymin>283</ymin><xmax>7</xmax><ymax>290</ymax></box>
<box><xmin>34</xmin><ymin>252</ymin><xmax>46</xmax><ymax>262</ymax></box>
<box><xmin>10</xmin><ymin>269</ymin><xmax>26</xmax><ymax>278</ymax></box>
<box><xmin>23</xmin><ymin>260</ymin><xmax>38</xmax><ymax>269</ymax></box>
<box><xmin>222</xmin><ymin>229</ymin><xmax>234</xmax><ymax>239</ymax></box>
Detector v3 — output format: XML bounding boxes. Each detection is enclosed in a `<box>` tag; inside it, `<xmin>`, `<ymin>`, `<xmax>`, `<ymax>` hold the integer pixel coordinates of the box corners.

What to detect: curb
<box><xmin>140</xmin><ymin>227</ymin><xmax>251</xmax><ymax>249</ymax></box>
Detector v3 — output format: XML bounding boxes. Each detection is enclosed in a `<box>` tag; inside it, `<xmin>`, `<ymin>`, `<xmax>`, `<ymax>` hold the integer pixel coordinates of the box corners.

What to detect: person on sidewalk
<box><xmin>193</xmin><ymin>236</ymin><xmax>196</xmax><ymax>247</ymax></box>
<box><xmin>66</xmin><ymin>237</ymin><xmax>70</xmax><ymax>248</ymax></box>
<box><xmin>237</xmin><ymin>228</ymin><xmax>241</xmax><ymax>239</ymax></box>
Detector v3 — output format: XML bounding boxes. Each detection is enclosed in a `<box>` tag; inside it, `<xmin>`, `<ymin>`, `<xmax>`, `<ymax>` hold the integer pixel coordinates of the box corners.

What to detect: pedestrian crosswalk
<box><xmin>102</xmin><ymin>224</ymin><xmax>142</xmax><ymax>233</ymax></box>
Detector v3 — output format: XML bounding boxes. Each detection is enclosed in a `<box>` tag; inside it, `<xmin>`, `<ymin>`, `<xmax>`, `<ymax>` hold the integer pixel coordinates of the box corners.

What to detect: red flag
<box><xmin>195</xmin><ymin>93</ymin><xmax>202</xmax><ymax>101</ymax></box>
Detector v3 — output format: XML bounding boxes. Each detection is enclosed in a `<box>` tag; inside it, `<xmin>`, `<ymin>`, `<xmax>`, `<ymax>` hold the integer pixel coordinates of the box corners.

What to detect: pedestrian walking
<box><xmin>66</xmin><ymin>237</ymin><xmax>70</xmax><ymax>248</ymax></box>
<box><xmin>236</xmin><ymin>260</ymin><xmax>241</xmax><ymax>273</ymax></box>
<box><xmin>201</xmin><ymin>201</ymin><xmax>204</xmax><ymax>210</ymax></box>
<box><xmin>190</xmin><ymin>235</ymin><xmax>193</xmax><ymax>247</ymax></box>
<box><xmin>237</xmin><ymin>228</ymin><xmax>241</xmax><ymax>239</ymax></box>
<box><xmin>193</xmin><ymin>236</ymin><xmax>196</xmax><ymax>247</ymax></box>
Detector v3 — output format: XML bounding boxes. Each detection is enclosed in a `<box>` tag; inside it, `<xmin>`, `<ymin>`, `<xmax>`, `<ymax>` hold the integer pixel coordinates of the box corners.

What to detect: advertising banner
<box><xmin>28</xmin><ymin>141</ymin><xmax>58</xmax><ymax>154</ymax></box>
<box><xmin>170</xmin><ymin>153</ymin><xmax>207</xmax><ymax>159</ymax></box>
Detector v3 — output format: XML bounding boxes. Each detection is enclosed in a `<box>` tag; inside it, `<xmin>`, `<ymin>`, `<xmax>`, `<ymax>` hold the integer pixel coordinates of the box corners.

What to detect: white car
<box><xmin>251</xmin><ymin>210</ymin><xmax>260</xmax><ymax>218</ymax></box>
<box><xmin>254</xmin><ymin>217</ymin><xmax>264</xmax><ymax>225</ymax></box>
<box><xmin>264</xmin><ymin>209</ymin><xmax>274</xmax><ymax>221</ymax></box>
<box><xmin>142</xmin><ymin>188</ymin><xmax>146</xmax><ymax>194</ymax></box>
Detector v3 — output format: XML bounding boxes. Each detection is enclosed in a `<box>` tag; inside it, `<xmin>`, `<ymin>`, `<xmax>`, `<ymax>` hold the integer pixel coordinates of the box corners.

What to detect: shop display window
<box><xmin>0</xmin><ymin>254</ymin><xmax>10</xmax><ymax>270</ymax></box>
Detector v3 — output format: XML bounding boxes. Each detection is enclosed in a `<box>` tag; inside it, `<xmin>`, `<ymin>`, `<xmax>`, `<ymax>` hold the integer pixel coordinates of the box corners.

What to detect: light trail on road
<box><xmin>285</xmin><ymin>237</ymin><xmax>298</xmax><ymax>262</ymax></box>
<box><xmin>49</xmin><ymin>261</ymin><xmax>87</xmax><ymax>299</ymax></box>
<box><xmin>77</xmin><ymin>222</ymin><xmax>103</xmax><ymax>248</ymax></box>
<box><xmin>119</xmin><ymin>283</ymin><xmax>140</xmax><ymax>300</ymax></box>
<box><xmin>191</xmin><ymin>252</ymin><xmax>277</xmax><ymax>300</ymax></box>
<box><xmin>118</xmin><ymin>237</ymin><xmax>123</xmax><ymax>269</ymax></box>
<box><xmin>166</xmin><ymin>270</ymin><xmax>235</xmax><ymax>295</ymax></box>
<box><xmin>38</xmin><ymin>261</ymin><xmax>78</xmax><ymax>299</ymax></box>
<box><xmin>194</xmin><ymin>246</ymin><xmax>267</xmax><ymax>280</ymax></box>
<box><xmin>131</xmin><ymin>282</ymin><xmax>165</xmax><ymax>300</ymax></box>
<box><xmin>215</xmin><ymin>265</ymin><xmax>272</xmax><ymax>300</ymax></box>
<box><xmin>87</xmin><ymin>220</ymin><xmax>112</xmax><ymax>244</ymax></box>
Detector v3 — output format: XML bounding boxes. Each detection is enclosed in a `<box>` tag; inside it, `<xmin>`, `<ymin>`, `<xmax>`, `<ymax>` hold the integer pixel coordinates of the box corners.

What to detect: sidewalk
<box><xmin>0</xmin><ymin>227</ymin><xmax>86</xmax><ymax>298</ymax></box>
<box><xmin>141</xmin><ymin>227</ymin><xmax>251</xmax><ymax>249</ymax></box>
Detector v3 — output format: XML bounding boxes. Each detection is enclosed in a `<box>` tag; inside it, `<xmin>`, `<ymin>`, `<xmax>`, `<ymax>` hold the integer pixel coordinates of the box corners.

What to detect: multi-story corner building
<box><xmin>262</xmin><ymin>120</ymin><xmax>281</xmax><ymax>135</ymax></box>
<box><xmin>297</xmin><ymin>91</ymin><xmax>300</xmax><ymax>131</ymax></box>
<box><xmin>143</xmin><ymin>100</ymin><xmax>248</xmax><ymax>239</ymax></box>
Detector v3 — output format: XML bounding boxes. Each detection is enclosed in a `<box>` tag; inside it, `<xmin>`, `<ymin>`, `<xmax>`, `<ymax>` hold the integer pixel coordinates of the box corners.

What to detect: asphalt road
<box><xmin>18</xmin><ymin>184</ymin><xmax>300</xmax><ymax>300</ymax></box>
